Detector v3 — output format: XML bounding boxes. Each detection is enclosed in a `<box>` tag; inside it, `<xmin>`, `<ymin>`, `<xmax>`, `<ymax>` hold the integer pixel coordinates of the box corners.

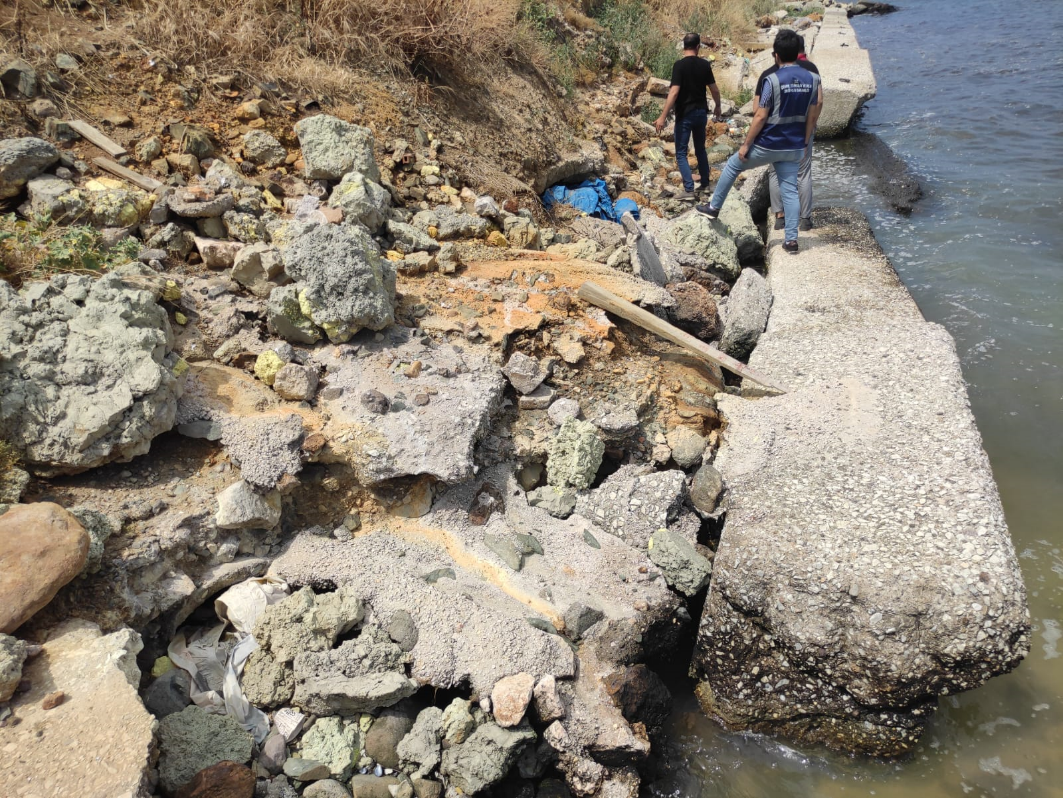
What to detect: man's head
<box><xmin>773</xmin><ymin>29</ymin><xmax>801</xmax><ymax>63</ymax></box>
<box><xmin>682</xmin><ymin>33</ymin><xmax>701</xmax><ymax>52</ymax></box>
<box><xmin>798</xmin><ymin>35</ymin><xmax>806</xmax><ymax>55</ymax></box>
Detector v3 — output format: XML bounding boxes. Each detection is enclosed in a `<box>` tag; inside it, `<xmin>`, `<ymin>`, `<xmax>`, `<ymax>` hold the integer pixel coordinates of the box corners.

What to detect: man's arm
<box><xmin>739</xmin><ymin>106</ymin><xmax>770</xmax><ymax>161</ymax></box>
<box><xmin>805</xmin><ymin>85</ymin><xmax>824</xmax><ymax>143</ymax></box>
<box><xmin>709</xmin><ymin>82</ymin><xmax>722</xmax><ymax>121</ymax></box>
<box><xmin>655</xmin><ymin>85</ymin><xmax>681</xmax><ymax>134</ymax></box>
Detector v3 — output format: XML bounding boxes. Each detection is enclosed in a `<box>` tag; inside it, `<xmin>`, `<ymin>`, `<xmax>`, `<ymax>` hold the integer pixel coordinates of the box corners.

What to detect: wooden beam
<box><xmin>67</xmin><ymin>120</ymin><xmax>127</xmax><ymax>157</ymax></box>
<box><xmin>577</xmin><ymin>280</ymin><xmax>788</xmax><ymax>395</ymax></box>
<box><xmin>91</xmin><ymin>157</ymin><xmax>162</xmax><ymax>192</ymax></box>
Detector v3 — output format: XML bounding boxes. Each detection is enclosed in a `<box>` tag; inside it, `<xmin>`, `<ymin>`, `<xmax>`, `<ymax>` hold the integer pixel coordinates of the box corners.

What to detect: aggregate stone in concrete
<box><xmin>692</xmin><ymin>208</ymin><xmax>1031</xmax><ymax>756</ymax></box>
<box><xmin>574</xmin><ymin>465</ymin><xmax>688</xmax><ymax>549</ymax></box>
<box><xmin>317</xmin><ymin>330</ymin><xmax>505</xmax><ymax>485</ymax></box>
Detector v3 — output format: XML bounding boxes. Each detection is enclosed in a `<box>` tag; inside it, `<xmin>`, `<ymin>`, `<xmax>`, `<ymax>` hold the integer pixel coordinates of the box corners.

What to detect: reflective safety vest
<box><xmin>756</xmin><ymin>64</ymin><xmax>821</xmax><ymax>151</ymax></box>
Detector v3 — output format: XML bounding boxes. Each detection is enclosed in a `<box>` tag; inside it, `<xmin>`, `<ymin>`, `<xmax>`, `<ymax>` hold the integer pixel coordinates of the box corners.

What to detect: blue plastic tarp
<box><xmin>541</xmin><ymin>178</ymin><xmax>639</xmax><ymax>223</ymax></box>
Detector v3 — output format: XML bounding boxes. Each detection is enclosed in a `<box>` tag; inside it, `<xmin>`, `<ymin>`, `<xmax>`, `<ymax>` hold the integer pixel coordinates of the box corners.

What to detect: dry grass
<box><xmin>563</xmin><ymin>7</ymin><xmax>603</xmax><ymax>32</ymax></box>
<box><xmin>646</xmin><ymin>0</ymin><xmax>765</xmax><ymax>41</ymax></box>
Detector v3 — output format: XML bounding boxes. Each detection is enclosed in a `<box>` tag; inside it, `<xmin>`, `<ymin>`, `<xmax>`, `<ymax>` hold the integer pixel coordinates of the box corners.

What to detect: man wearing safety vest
<box><xmin>697</xmin><ymin>29</ymin><xmax>823</xmax><ymax>254</ymax></box>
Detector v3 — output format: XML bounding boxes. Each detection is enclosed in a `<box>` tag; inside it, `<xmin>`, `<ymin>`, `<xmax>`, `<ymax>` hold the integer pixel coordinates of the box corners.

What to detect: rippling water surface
<box><xmin>649</xmin><ymin>1</ymin><xmax>1063</xmax><ymax>795</ymax></box>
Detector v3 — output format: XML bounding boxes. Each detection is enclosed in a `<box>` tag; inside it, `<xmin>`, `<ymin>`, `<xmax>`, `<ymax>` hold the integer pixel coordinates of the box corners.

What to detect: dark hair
<box><xmin>773</xmin><ymin>29</ymin><xmax>801</xmax><ymax>62</ymax></box>
<box><xmin>798</xmin><ymin>35</ymin><xmax>806</xmax><ymax>54</ymax></box>
<box><xmin>683</xmin><ymin>33</ymin><xmax>701</xmax><ymax>50</ymax></box>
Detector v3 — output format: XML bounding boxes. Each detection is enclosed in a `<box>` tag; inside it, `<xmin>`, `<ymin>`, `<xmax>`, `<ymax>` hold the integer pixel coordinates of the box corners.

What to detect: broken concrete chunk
<box><xmin>241</xmin><ymin>649</ymin><xmax>295</xmax><ymax>709</ymax></box>
<box><xmin>300</xmin><ymin>716</ymin><xmax>358</xmax><ymax>780</ymax></box>
<box><xmin>273</xmin><ymin>363</ymin><xmax>319</xmax><ymax>402</ymax></box>
<box><xmin>254</xmin><ymin>586</ymin><xmax>364</xmax><ymax>663</ymax></box>
<box><xmin>574</xmin><ymin>465</ymin><xmax>686</xmax><ymax>549</ymax></box>
<box><xmin>526</xmin><ymin>486</ymin><xmax>577</xmax><ymax>519</ymax></box>
<box><xmin>215</xmin><ymin>480</ymin><xmax>282</xmax><ymax>530</ymax></box>
<box><xmin>502</xmin><ymin>352</ymin><xmax>546</xmax><ymax>395</ymax></box>
<box><xmin>718</xmin><ymin>267</ymin><xmax>772</xmax><ymax>360</ymax></box>
<box><xmin>0</xmin><ymin>137</ymin><xmax>57</xmax><ymax>199</ymax></box>
<box><xmin>397</xmin><ymin>706</ymin><xmax>444</xmax><ymax>777</ymax></box>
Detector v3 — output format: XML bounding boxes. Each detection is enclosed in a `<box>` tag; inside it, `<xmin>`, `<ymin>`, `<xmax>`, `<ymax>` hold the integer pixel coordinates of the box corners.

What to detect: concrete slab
<box><xmin>691</xmin><ymin>209</ymin><xmax>1030</xmax><ymax>756</ymax></box>
<box><xmin>809</xmin><ymin>9</ymin><xmax>877</xmax><ymax>136</ymax></box>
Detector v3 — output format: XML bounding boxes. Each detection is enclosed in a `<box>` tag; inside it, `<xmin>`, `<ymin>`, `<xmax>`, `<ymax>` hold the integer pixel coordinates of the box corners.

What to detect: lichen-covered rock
<box><xmin>439</xmin><ymin>722</ymin><xmax>535</xmax><ymax>795</ymax></box>
<box><xmin>243</xmin><ymin>130</ymin><xmax>287</xmax><ymax>167</ymax></box>
<box><xmin>0</xmin><ymin>137</ymin><xmax>58</xmax><ymax>199</ymax></box>
<box><xmin>267</xmin><ymin>284</ymin><xmax>322</xmax><ymax>345</ymax></box>
<box><xmin>281</xmin><ymin>224</ymin><xmax>396</xmax><ymax>343</ymax></box>
<box><xmin>719</xmin><ymin>193</ymin><xmax>763</xmax><ymax>265</ymax></box>
<box><xmin>546</xmin><ymin>419</ymin><xmax>604</xmax><ymax>490</ymax></box>
<box><xmin>647</xmin><ymin>528</ymin><xmax>712</xmax><ymax>596</ymax></box>
<box><xmin>157</xmin><ymin>705</ymin><xmax>254</xmax><ymax>793</ymax></box>
<box><xmin>718</xmin><ymin>267</ymin><xmax>772</xmax><ymax>360</ymax></box>
<box><xmin>254</xmin><ymin>586</ymin><xmax>364</xmax><ymax>663</ymax></box>
<box><xmin>662</xmin><ymin>212</ymin><xmax>741</xmax><ymax>283</ymax></box>
<box><xmin>0</xmin><ymin>633</ymin><xmax>28</xmax><ymax>701</ymax></box>
<box><xmin>255</xmin><ymin>350</ymin><xmax>286</xmax><ymax>386</ymax></box>
<box><xmin>328</xmin><ymin>172</ymin><xmax>390</xmax><ymax>233</ymax></box>
<box><xmin>300</xmin><ymin>716</ymin><xmax>358</xmax><ymax>780</ymax></box>
<box><xmin>241</xmin><ymin>649</ymin><xmax>294</xmax><ymax>708</ymax></box>
<box><xmin>0</xmin><ymin>274</ymin><xmax>182</xmax><ymax>474</ymax></box>
<box><xmin>441</xmin><ymin>698</ymin><xmax>476</xmax><ymax>746</ymax></box>
<box><xmin>223</xmin><ymin>210</ymin><xmax>267</xmax><ymax>243</ymax></box>
<box><xmin>87</xmin><ymin>186</ymin><xmax>153</xmax><ymax>228</ymax></box>
<box><xmin>294</xmin><ymin>115</ymin><xmax>380</xmax><ymax>182</ymax></box>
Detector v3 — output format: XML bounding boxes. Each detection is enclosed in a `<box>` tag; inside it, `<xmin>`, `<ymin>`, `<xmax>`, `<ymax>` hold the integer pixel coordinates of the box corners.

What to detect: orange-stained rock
<box><xmin>0</xmin><ymin>503</ymin><xmax>89</xmax><ymax>633</ymax></box>
<box><xmin>176</xmin><ymin>761</ymin><xmax>255</xmax><ymax>798</ymax></box>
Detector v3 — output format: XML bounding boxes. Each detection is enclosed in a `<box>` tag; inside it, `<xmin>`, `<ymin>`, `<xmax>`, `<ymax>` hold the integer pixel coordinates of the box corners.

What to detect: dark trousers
<box><xmin>674</xmin><ymin>108</ymin><xmax>711</xmax><ymax>192</ymax></box>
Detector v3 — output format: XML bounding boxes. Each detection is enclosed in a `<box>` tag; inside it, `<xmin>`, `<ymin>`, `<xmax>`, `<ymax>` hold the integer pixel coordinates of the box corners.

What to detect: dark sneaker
<box><xmin>782</xmin><ymin>240</ymin><xmax>799</xmax><ymax>254</ymax></box>
<box><xmin>673</xmin><ymin>190</ymin><xmax>696</xmax><ymax>202</ymax></box>
<box><xmin>773</xmin><ymin>216</ymin><xmax>785</xmax><ymax>231</ymax></box>
<box><xmin>799</xmin><ymin>218</ymin><xmax>813</xmax><ymax>231</ymax></box>
<box><xmin>696</xmin><ymin>203</ymin><xmax>720</xmax><ymax>219</ymax></box>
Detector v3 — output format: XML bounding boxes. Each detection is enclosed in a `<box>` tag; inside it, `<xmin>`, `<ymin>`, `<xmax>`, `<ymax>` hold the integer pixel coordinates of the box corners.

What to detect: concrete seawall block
<box><xmin>810</xmin><ymin>8</ymin><xmax>877</xmax><ymax>136</ymax></box>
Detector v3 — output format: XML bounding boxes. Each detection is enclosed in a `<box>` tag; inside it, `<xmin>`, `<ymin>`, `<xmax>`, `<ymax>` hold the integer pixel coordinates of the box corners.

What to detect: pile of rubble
<box><xmin>0</xmin><ymin>65</ymin><xmax>778</xmax><ymax>797</ymax></box>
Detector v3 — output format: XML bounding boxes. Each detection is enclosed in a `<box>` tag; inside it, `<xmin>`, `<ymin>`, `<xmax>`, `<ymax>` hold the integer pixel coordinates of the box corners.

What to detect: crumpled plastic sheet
<box><xmin>541</xmin><ymin>177</ymin><xmax>640</xmax><ymax>223</ymax></box>
<box><xmin>168</xmin><ymin>576</ymin><xmax>289</xmax><ymax>743</ymax></box>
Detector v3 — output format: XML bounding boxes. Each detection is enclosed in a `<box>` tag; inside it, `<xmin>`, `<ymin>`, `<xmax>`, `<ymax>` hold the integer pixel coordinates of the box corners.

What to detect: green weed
<box><xmin>0</xmin><ymin>214</ymin><xmax>141</xmax><ymax>286</ymax></box>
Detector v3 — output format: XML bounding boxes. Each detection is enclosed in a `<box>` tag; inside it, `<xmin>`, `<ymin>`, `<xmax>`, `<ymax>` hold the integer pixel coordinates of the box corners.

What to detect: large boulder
<box><xmin>327</xmin><ymin>171</ymin><xmax>390</xmax><ymax>233</ymax></box>
<box><xmin>294</xmin><ymin>115</ymin><xmax>380</xmax><ymax>182</ymax></box>
<box><xmin>0</xmin><ymin>620</ymin><xmax>155</xmax><ymax>798</ymax></box>
<box><xmin>0</xmin><ymin>503</ymin><xmax>90</xmax><ymax>633</ymax></box>
<box><xmin>0</xmin><ymin>274</ymin><xmax>183</xmax><ymax>474</ymax></box>
<box><xmin>0</xmin><ymin>137</ymin><xmax>58</xmax><ymax>199</ymax></box>
<box><xmin>719</xmin><ymin>193</ymin><xmax>763</xmax><ymax>265</ymax></box>
<box><xmin>661</xmin><ymin>212</ymin><xmax>741</xmax><ymax>283</ymax></box>
<box><xmin>718</xmin><ymin>268</ymin><xmax>772</xmax><ymax>360</ymax></box>
<box><xmin>281</xmin><ymin>224</ymin><xmax>396</xmax><ymax>343</ymax></box>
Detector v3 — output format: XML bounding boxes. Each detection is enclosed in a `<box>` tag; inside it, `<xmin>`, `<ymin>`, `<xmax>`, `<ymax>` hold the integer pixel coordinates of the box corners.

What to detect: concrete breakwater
<box><xmin>691</xmin><ymin>209</ymin><xmax>1030</xmax><ymax>755</ymax></box>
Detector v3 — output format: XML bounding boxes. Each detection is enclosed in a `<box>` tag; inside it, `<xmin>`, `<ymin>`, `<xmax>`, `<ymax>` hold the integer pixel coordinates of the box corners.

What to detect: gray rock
<box><xmin>411</xmin><ymin>778</ymin><xmax>442</xmax><ymax>798</ymax></box>
<box><xmin>142</xmin><ymin>666</ymin><xmax>192</xmax><ymax>718</ymax></box>
<box><xmin>0</xmin><ymin>274</ymin><xmax>181</xmax><ymax>475</ymax></box>
<box><xmin>441</xmin><ymin>698</ymin><xmax>476</xmax><ymax>746</ymax></box>
<box><xmin>301</xmin><ymin>716</ymin><xmax>358</xmax><ymax>779</ymax></box>
<box><xmin>23</xmin><ymin>174</ymin><xmax>84</xmax><ymax>223</ymax></box>
<box><xmin>594</xmin><ymin>405</ymin><xmax>640</xmax><ymax>438</ymax></box>
<box><xmin>260</xmin><ymin>732</ymin><xmax>289</xmax><ymax>774</ymax></box>
<box><xmin>267</xmin><ymin>775</ymin><xmax>301</xmax><ymax>798</ymax></box>
<box><xmin>292</xmin><ymin>625</ymin><xmax>417</xmax><ymax>716</ymax></box>
<box><xmin>387</xmin><ymin>610</ymin><xmax>419</xmax><ymax>653</ymax></box>
<box><xmin>0</xmin><ymin>633</ymin><xmax>28</xmax><ymax>702</ymax></box>
<box><xmin>0</xmin><ymin>466</ymin><xmax>30</xmax><ymax>504</ymax></box>
<box><xmin>241</xmin><ymin>649</ymin><xmax>294</xmax><ymax>708</ymax></box>
<box><xmin>223</xmin><ymin>210</ymin><xmax>267</xmax><ymax>244</ymax></box>
<box><xmin>533</xmin><ymin>675</ymin><xmax>565</xmax><ymax>723</ymax></box>
<box><xmin>719</xmin><ymin>193</ymin><xmax>763</xmax><ymax>265</ymax></box>
<box><xmin>273</xmin><ymin>363</ymin><xmax>319</xmax><ymax>402</ymax></box>
<box><xmin>666</xmin><ymin>427</ymin><xmax>706</xmax><ymax>469</ymax></box>
<box><xmin>502</xmin><ymin>352</ymin><xmax>545</xmax><ymax>395</ymax></box>
<box><xmin>148</xmin><ymin>223</ymin><xmax>195</xmax><ymax>258</ymax></box>
<box><xmin>233</xmin><ymin>243</ymin><xmax>286</xmax><ymax>297</ymax></box>
<box><xmin>662</xmin><ymin>212</ymin><xmax>741</xmax><ymax>283</ymax></box>
<box><xmin>348</xmin><ymin>775</ymin><xmax>400</xmax><ymax>798</ymax></box>
<box><xmin>168</xmin><ymin>191</ymin><xmax>234</xmax><ymax>219</ymax></box>
<box><xmin>689</xmin><ymin>463</ymin><xmax>723</xmax><ymax>515</ymax></box>
<box><xmin>526</xmin><ymin>486</ymin><xmax>577</xmax><ymax>519</ymax></box>
<box><xmin>387</xmin><ymin>220</ymin><xmax>439</xmax><ymax>254</ymax></box>
<box><xmin>647</xmin><ymin>528</ymin><xmax>712</xmax><ymax>596</ymax></box>
<box><xmin>169</xmin><ymin>123</ymin><xmax>216</xmax><ymax>160</ymax></box>
<box><xmin>136</xmin><ymin>135</ymin><xmax>163</xmax><ymax>162</ymax></box>
<box><xmin>546</xmin><ymin>419</ymin><xmax>603</xmax><ymax>490</ymax></box>
<box><xmin>294</xmin><ymin>115</ymin><xmax>380</xmax><ymax>182</ymax></box>
<box><xmin>474</xmin><ymin>195</ymin><xmax>500</xmax><ymax>219</ymax></box>
<box><xmin>255</xmin><ymin>586</ymin><xmax>364</xmax><ymax>663</ymax></box>
<box><xmin>68</xmin><ymin>507</ymin><xmax>118</xmax><ymax>575</ymax></box>
<box><xmin>719</xmin><ymin>267</ymin><xmax>772</xmax><ymax>360</ymax></box>
<box><xmin>157</xmin><ymin>705</ymin><xmax>254</xmax><ymax>793</ymax></box>
<box><xmin>562</xmin><ymin>604</ymin><xmax>604</xmax><ymax>642</ymax></box>
<box><xmin>439</xmin><ymin>722</ymin><xmax>536</xmax><ymax>795</ymax></box>
<box><xmin>574</xmin><ymin>465</ymin><xmax>687</xmax><ymax>549</ymax></box>
<box><xmin>281</xmin><ymin>224</ymin><xmax>396</xmax><ymax>343</ymax></box>
<box><xmin>503</xmin><ymin>215</ymin><xmax>540</xmax><ymax>250</ymax></box>
<box><xmin>215</xmin><ymin>480</ymin><xmax>282</xmax><ymax>529</ymax></box>
<box><xmin>243</xmin><ymin>130</ymin><xmax>287</xmax><ymax>167</ymax></box>
<box><xmin>547</xmin><ymin>398</ymin><xmax>581</xmax><ymax>426</ymax></box>
<box><xmin>0</xmin><ymin>137</ymin><xmax>59</xmax><ymax>199</ymax></box>
<box><xmin>415</xmin><ymin>207</ymin><xmax>488</xmax><ymax>240</ymax></box>
<box><xmin>0</xmin><ymin>59</ymin><xmax>37</xmax><ymax>98</ymax></box>
<box><xmin>397</xmin><ymin>706</ymin><xmax>443</xmax><ymax>777</ymax></box>
<box><xmin>328</xmin><ymin>172</ymin><xmax>390</xmax><ymax>233</ymax></box>
<box><xmin>205</xmin><ymin>159</ymin><xmax>254</xmax><ymax>191</ymax></box>
<box><xmin>283</xmin><ymin>758</ymin><xmax>331</xmax><ymax>782</ymax></box>
<box><xmin>303</xmin><ymin>779</ymin><xmax>352</xmax><ymax>798</ymax></box>
<box><xmin>365</xmin><ymin>706</ymin><xmax>416</xmax><ymax>769</ymax></box>
<box><xmin>267</xmin><ymin>284</ymin><xmax>322</xmax><ymax>345</ymax></box>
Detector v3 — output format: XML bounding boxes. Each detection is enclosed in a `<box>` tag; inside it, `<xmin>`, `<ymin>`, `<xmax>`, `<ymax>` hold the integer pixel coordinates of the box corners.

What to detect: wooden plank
<box><xmin>577</xmin><ymin>280</ymin><xmax>788</xmax><ymax>395</ymax></box>
<box><xmin>67</xmin><ymin>120</ymin><xmax>127</xmax><ymax>157</ymax></box>
<box><xmin>91</xmin><ymin>157</ymin><xmax>162</xmax><ymax>192</ymax></box>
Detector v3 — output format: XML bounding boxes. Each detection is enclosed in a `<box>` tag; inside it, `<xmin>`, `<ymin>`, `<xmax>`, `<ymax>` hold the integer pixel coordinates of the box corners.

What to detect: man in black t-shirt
<box><xmin>655</xmin><ymin>33</ymin><xmax>722</xmax><ymax>201</ymax></box>
<box><xmin>755</xmin><ymin>36</ymin><xmax>821</xmax><ymax>230</ymax></box>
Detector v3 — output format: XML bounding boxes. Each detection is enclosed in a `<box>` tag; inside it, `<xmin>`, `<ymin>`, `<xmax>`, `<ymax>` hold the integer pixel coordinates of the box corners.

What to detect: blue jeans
<box><xmin>710</xmin><ymin>145</ymin><xmax>804</xmax><ymax>242</ymax></box>
<box><xmin>675</xmin><ymin>109</ymin><xmax>710</xmax><ymax>192</ymax></box>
